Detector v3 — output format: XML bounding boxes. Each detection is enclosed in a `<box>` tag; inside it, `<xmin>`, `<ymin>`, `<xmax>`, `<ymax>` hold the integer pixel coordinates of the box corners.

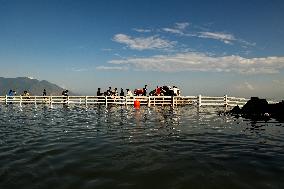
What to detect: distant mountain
<box><xmin>0</xmin><ymin>77</ymin><xmax>74</xmax><ymax>96</ymax></box>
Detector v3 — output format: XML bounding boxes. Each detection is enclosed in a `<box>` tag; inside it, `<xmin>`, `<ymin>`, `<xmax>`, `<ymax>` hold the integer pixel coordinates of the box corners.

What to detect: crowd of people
<box><xmin>96</xmin><ymin>85</ymin><xmax>180</xmax><ymax>97</ymax></box>
<box><xmin>6</xmin><ymin>85</ymin><xmax>180</xmax><ymax>97</ymax></box>
<box><xmin>6</xmin><ymin>89</ymin><xmax>67</xmax><ymax>97</ymax></box>
<box><xmin>96</xmin><ymin>87</ymin><xmax>133</xmax><ymax>97</ymax></box>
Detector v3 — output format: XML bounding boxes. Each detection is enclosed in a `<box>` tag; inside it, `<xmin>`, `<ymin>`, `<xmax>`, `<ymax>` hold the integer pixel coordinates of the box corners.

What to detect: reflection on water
<box><xmin>0</xmin><ymin>105</ymin><xmax>284</xmax><ymax>189</ymax></box>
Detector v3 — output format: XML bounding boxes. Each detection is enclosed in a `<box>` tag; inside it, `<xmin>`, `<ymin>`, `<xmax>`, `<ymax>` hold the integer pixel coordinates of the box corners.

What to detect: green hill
<box><xmin>0</xmin><ymin>77</ymin><xmax>72</xmax><ymax>96</ymax></box>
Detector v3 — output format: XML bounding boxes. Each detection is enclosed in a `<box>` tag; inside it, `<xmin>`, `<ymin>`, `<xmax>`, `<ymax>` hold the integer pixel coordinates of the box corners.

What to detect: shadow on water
<box><xmin>0</xmin><ymin>105</ymin><xmax>284</xmax><ymax>189</ymax></box>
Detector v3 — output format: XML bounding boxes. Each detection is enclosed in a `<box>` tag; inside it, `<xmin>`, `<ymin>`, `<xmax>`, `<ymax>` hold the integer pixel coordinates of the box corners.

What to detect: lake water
<box><xmin>0</xmin><ymin>105</ymin><xmax>284</xmax><ymax>189</ymax></box>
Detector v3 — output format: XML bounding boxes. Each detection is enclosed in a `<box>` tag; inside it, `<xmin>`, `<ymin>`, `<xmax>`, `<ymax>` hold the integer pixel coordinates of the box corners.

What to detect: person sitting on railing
<box><xmin>62</xmin><ymin>90</ymin><xmax>68</xmax><ymax>96</ymax></box>
<box><xmin>113</xmin><ymin>88</ymin><xmax>118</xmax><ymax>96</ymax></box>
<box><xmin>111</xmin><ymin>88</ymin><xmax>118</xmax><ymax>101</ymax></box>
<box><xmin>22</xmin><ymin>90</ymin><xmax>31</xmax><ymax>101</ymax></box>
<box><xmin>8</xmin><ymin>89</ymin><xmax>13</xmax><ymax>97</ymax></box>
<box><xmin>22</xmin><ymin>90</ymin><xmax>30</xmax><ymax>96</ymax></box>
<box><xmin>106</xmin><ymin>87</ymin><xmax>112</xmax><ymax>96</ymax></box>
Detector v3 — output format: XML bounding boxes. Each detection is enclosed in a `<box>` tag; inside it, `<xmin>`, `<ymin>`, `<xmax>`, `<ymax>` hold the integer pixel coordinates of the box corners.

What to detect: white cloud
<box><xmin>244</xmin><ymin>82</ymin><xmax>255</xmax><ymax>90</ymax></box>
<box><xmin>175</xmin><ymin>22</ymin><xmax>190</xmax><ymax>30</ymax></box>
<box><xmin>235</xmin><ymin>81</ymin><xmax>256</xmax><ymax>92</ymax></box>
<box><xmin>101</xmin><ymin>48</ymin><xmax>113</xmax><ymax>51</ymax></box>
<box><xmin>198</xmin><ymin>32</ymin><xmax>236</xmax><ymax>44</ymax></box>
<box><xmin>113</xmin><ymin>34</ymin><xmax>175</xmax><ymax>50</ymax></box>
<box><xmin>162</xmin><ymin>22</ymin><xmax>189</xmax><ymax>35</ymax></box>
<box><xmin>197</xmin><ymin>31</ymin><xmax>255</xmax><ymax>46</ymax></box>
<box><xmin>96</xmin><ymin>66</ymin><xmax>128</xmax><ymax>71</ymax></box>
<box><xmin>70</xmin><ymin>68</ymin><xmax>88</xmax><ymax>72</ymax></box>
<box><xmin>108</xmin><ymin>52</ymin><xmax>284</xmax><ymax>74</ymax></box>
<box><xmin>133</xmin><ymin>28</ymin><xmax>151</xmax><ymax>33</ymax></box>
<box><xmin>273</xmin><ymin>80</ymin><xmax>284</xmax><ymax>86</ymax></box>
<box><xmin>162</xmin><ymin>28</ymin><xmax>183</xmax><ymax>34</ymax></box>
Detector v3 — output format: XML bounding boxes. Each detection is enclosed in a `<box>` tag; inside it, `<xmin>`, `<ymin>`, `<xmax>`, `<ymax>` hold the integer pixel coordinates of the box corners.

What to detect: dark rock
<box><xmin>242</xmin><ymin>97</ymin><xmax>269</xmax><ymax>116</ymax></box>
<box><xmin>230</xmin><ymin>105</ymin><xmax>242</xmax><ymax>114</ymax></box>
<box><xmin>268</xmin><ymin>101</ymin><xmax>284</xmax><ymax>121</ymax></box>
<box><xmin>229</xmin><ymin>97</ymin><xmax>284</xmax><ymax>121</ymax></box>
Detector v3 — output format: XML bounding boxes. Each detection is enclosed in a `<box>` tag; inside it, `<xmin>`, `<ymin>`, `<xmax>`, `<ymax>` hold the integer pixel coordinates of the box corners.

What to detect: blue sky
<box><xmin>0</xmin><ymin>0</ymin><xmax>284</xmax><ymax>99</ymax></box>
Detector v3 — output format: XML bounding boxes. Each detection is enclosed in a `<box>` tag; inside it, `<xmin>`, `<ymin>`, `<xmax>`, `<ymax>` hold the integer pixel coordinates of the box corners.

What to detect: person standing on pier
<box><xmin>143</xmin><ymin>85</ymin><xmax>147</xmax><ymax>96</ymax></box>
<box><xmin>97</xmin><ymin>88</ymin><xmax>102</xmax><ymax>96</ymax></box>
<box><xmin>7</xmin><ymin>89</ymin><xmax>14</xmax><ymax>103</ymax></box>
<box><xmin>120</xmin><ymin>88</ymin><xmax>124</xmax><ymax>96</ymax></box>
<box><xmin>155</xmin><ymin>86</ymin><xmax>161</xmax><ymax>96</ymax></box>
<box><xmin>43</xmin><ymin>89</ymin><xmax>47</xmax><ymax>96</ymax></box>
<box><xmin>62</xmin><ymin>90</ymin><xmax>69</xmax><ymax>105</ymax></box>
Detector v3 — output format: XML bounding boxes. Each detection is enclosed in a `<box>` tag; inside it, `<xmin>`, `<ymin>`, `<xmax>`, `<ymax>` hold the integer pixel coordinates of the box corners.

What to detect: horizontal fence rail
<box><xmin>0</xmin><ymin>95</ymin><xmax>264</xmax><ymax>108</ymax></box>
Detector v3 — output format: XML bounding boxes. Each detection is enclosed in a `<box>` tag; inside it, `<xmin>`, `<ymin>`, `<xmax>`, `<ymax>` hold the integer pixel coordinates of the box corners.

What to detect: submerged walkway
<box><xmin>0</xmin><ymin>95</ymin><xmax>254</xmax><ymax>107</ymax></box>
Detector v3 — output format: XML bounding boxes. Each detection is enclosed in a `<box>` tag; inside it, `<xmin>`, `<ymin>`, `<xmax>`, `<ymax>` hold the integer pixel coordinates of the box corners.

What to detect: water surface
<box><xmin>0</xmin><ymin>105</ymin><xmax>284</xmax><ymax>189</ymax></box>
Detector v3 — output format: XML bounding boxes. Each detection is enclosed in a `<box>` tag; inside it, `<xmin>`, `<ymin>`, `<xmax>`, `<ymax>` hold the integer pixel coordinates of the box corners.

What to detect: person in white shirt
<box><xmin>126</xmin><ymin>89</ymin><xmax>133</xmax><ymax>96</ymax></box>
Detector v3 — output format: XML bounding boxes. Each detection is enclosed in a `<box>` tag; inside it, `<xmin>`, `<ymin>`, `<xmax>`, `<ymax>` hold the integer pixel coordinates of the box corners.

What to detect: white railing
<box><xmin>0</xmin><ymin>95</ymin><xmax>256</xmax><ymax>107</ymax></box>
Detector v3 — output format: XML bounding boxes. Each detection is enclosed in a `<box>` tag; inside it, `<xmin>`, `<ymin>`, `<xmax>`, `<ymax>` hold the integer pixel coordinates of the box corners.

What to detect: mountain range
<box><xmin>0</xmin><ymin>77</ymin><xmax>73</xmax><ymax>96</ymax></box>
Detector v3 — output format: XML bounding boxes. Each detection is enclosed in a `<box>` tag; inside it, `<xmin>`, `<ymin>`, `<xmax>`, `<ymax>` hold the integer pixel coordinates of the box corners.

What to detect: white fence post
<box><xmin>5</xmin><ymin>95</ymin><xmax>7</xmax><ymax>105</ymax></box>
<box><xmin>224</xmin><ymin>95</ymin><xmax>228</xmax><ymax>106</ymax></box>
<box><xmin>67</xmin><ymin>96</ymin><xmax>69</xmax><ymax>105</ymax></box>
<box><xmin>105</xmin><ymin>96</ymin><xmax>108</xmax><ymax>107</ymax></box>
<box><xmin>148</xmin><ymin>96</ymin><xmax>151</xmax><ymax>107</ymax></box>
<box><xmin>85</xmin><ymin>96</ymin><xmax>88</xmax><ymax>107</ymax></box>
<box><xmin>50</xmin><ymin>96</ymin><xmax>53</xmax><ymax>107</ymax></box>
<box><xmin>198</xmin><ymin>95</ymin><xmax>202</xmax><ymax>107</ymax></box>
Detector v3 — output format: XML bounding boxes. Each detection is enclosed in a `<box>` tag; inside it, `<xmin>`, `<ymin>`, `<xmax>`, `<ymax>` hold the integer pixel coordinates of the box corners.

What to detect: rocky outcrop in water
<box><xmin>230</xmin><ymin>97</ymin><xmax>284</xmax><ymax>121</ymax></box>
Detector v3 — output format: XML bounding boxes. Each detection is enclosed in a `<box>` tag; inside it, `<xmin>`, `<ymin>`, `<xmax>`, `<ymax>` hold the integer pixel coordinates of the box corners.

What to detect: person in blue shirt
<box><xmin>8</xmin><ymin>89</ymin><xmax>13</xmax><ymax>96</ymax></box>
